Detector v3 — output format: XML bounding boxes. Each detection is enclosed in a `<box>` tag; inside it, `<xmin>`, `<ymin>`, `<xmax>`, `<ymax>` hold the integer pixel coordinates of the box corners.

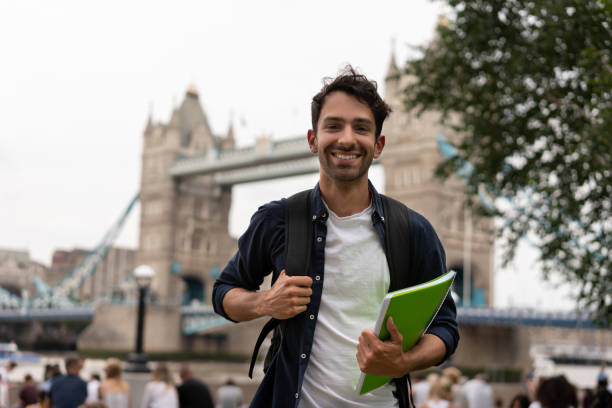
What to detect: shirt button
<box><xmin>315</xmin><ymin>275</ymin><xmax>321</xmax><ymax>281</ymax></box>
<box><xmin>301</xmin><ymin>353</ymin><xmax>307</xmax><ymax>359</ymax></box>
<box><xmin>323</xmin><ymin>212</ymin><xmax>327</xmax><ymax>217</ymax></box>
<box><xmin>316</xmin><ymin>237</ymin><xmax>323</xmax><ymax>242</ymax></box>
<box><xmin>312</xmin><ymin>215</ymin><xmax>317</xmax><ymax>220</ymax></box>
<box><xmin>309</xmin><ymin>314</ymin><xmax>315</xmax><ymax>320</ymax></box>
<box><xmin>295</xmin><ymin>393</ymin><xmax>299</xmax><ymax>399</ymax></box>
<box><xmin>381</xmin><ymin>216</ymin><xmax>385</xmax><ymax>221</ymax></box>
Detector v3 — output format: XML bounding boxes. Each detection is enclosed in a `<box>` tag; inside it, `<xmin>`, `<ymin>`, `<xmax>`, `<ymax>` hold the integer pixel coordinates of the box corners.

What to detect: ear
<box><xmin>373</xmin><ymin>134</ymin><xmax>385</xmax><ymax>158</ymax></box>
<box><xmin>307</xmin><ymin>129</ymin><xmax>318</xmax><ymax>153</ymax></box>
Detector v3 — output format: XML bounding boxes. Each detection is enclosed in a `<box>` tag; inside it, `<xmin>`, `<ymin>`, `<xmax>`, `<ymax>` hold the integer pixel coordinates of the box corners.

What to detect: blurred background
<box><xmin>1</xmin><ymin>1</ymin><xmax>610</xmax><ymax>407</ymax></box>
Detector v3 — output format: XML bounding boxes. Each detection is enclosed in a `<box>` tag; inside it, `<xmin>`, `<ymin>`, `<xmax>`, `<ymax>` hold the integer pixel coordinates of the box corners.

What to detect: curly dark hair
<box><xmin>536</xmin><ymin>375</ymin><xmax>577</xmax><ymax>408</ymax></box>
<box><xmin>311</xmin><ymin>65</ymin><xmax>391</xmax><ymax>138</ymax></box>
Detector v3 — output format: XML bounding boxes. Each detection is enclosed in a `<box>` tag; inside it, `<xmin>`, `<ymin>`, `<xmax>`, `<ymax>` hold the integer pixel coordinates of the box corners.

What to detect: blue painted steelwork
<box><xmin>30</xmin><ymin>193</ymin><xmax>140</xmax><ymax>309</ymax></box>
<box><xmin>458</xmin><ymin>307</ymin><xmax>596</xmax><ymax>329</ymax></box>
<box><xmin>181</xmin><ymin>305</ymin><xmax>597</xmax><ymax>335</ymax></box>
<box><xmin>0</xmin><ymin>287</ymin><xmax>22</xmax><ymax>309</ymax></box>
<box><xmin>437</xmin><ymin>134</ymin><xmax>604</xmax><ymax>260</ymax></box>
<box><xmin>0</xmin><ymin>307</ymin><xmax>95</xmax><ymax>321</ymax></box>
<box><xmin>0</xmin><ymin>304</ymin><xmax>596</xmax><ymax>332</ymax></box>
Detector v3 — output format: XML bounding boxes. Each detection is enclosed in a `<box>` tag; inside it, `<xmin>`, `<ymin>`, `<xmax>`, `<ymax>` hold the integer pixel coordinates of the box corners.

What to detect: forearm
<box><xmin>400</xmin><ymin>334</ymin><xmax>446</xmax><ymax>373</ymax></box>
<box><xmin>222</xmin><ymin>287</ymin><xmax>267</xmax><ymax>322</ymax></box>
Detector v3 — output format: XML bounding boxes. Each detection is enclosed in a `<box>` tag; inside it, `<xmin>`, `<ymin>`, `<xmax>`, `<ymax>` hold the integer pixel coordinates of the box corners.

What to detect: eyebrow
<box><xmin>322</xmin><ymin>117</ymin><xmax>373</xmax><ymax>125</ymax></box>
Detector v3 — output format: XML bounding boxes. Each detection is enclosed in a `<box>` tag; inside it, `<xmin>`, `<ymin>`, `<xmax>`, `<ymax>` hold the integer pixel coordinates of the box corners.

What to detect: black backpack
<box><xmin>248</xmin><ymin>189</ymin><xmax>415</xmax><ymax>408</ymax></box>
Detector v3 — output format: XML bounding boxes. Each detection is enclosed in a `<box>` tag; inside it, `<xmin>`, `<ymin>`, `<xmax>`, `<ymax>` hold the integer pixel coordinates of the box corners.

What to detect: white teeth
<box><xmin>336</xmin><ymin>153</ymin><xmax>357</xmax><ymax>160</ymax></box>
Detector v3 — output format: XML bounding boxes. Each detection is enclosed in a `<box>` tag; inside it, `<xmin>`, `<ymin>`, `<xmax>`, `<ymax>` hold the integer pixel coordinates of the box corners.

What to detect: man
<box><xmin>19</xmin><ymin>374</ymin><xmax>39</xmax><ymax>407</ymax></box>
<box><xmin>213</xmin><ymin>66</ymin><xmax>458</xmax><ymax>407</ymax></box>
<box><xmin>0</xmin><ymin>361</ymin><xmax>16</xmax><ymax>408</ymax></box>
<box><xmin>176</xmin><ymin>364</ymin><xmax>214</xmax><ymax>408</ymax></box>
<box><xmin>217</xmin><ymin>378</ymin><xmax>243</xmax><ymax>408</ymax></box>
<box><xmin>463</xmin><ymin>373</ymin><xmax>493</xmax><ymax>408</ymax></box>
<box><xmin>48</xmin><ymin>356</ymin><xmax>86</xmax><ymax>408</ymax></box>
<box><xmin>593</xmin><ymin>378</ymin><xmax>612</xmax><ymax>408</ymax></box>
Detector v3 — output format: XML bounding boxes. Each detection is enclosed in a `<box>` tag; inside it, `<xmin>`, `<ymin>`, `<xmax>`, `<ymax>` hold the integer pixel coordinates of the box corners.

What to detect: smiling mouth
<box><xmin>332</xmin><ymin>152</ymin><xmax>359</xmax><ymax>160</ymax></box>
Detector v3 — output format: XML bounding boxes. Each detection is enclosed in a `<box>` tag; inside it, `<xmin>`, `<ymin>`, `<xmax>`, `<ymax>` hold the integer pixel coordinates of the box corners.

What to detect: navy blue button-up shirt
<box><xmin>213</xmin><ymin>182</ymin><xmax>459</xmax><ymax>407</ymax></box>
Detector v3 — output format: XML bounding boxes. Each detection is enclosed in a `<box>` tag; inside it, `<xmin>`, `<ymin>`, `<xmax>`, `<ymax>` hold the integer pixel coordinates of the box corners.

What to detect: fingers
<box><xmin>291</xmin><ymin>275</ymin><xmax>314</xmax><ymax>287</ymax></box>
<box><xmin>357</xmin><ymin>330</ymin><xmax>377</xmax><ymax>372</ymax></box>
<box><xmin>279</xmin><ymin>269</ymin><xmax>313</xmax><ymax>287</ymax></box>
<box><xmin>386</xmin><ymin>317</ymin><xmax>402</xmax><ymax>344</ymax></box>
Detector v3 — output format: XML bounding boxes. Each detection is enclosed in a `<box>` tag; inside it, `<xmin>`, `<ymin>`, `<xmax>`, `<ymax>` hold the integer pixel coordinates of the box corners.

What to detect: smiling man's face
<box><xmin>308</xmin><ymin>91</ymin><xmax>385</xmax><ymax>186</ymax></box>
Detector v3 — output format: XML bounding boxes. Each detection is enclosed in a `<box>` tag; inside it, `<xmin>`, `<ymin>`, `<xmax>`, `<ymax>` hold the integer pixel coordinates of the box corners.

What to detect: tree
<box><xmin>404</xmin><ymin>0</ymin><xmax>611</xmax><ymax>324</ymax></box>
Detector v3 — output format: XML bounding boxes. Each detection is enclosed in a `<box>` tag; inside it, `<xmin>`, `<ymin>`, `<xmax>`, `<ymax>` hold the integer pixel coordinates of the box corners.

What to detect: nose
<box><xmin>337</xmin><ymin>125</ymin><xmax>357</xmax><ymax>146</ymax></box>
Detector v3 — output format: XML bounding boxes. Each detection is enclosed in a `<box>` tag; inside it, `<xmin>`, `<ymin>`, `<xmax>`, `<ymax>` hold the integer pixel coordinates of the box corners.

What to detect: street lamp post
<box><xmin>124</xmin><ymin>265</ymin><xmax>155</xmax><ymax>373</ymax></box>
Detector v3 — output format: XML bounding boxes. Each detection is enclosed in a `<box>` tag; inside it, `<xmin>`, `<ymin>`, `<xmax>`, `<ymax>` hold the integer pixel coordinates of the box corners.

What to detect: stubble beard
<box><xmin>319</xmin><ymin>144</ymin><xmax>374</xmax><ymax>184</ymax></box>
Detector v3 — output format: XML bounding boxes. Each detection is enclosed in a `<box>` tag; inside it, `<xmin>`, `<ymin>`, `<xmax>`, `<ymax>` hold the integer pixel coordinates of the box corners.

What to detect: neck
<box><xmin>319</xmin><ymin>176</ymin><xmax>370</xmax><ymax>217</ymax></box>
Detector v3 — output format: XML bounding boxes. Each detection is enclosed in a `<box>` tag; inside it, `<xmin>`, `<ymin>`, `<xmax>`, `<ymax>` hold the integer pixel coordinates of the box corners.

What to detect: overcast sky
<box><xmin>0</xmin><ymin>0</ymin><xmax>577</xmax><ymax>310</ymax></box>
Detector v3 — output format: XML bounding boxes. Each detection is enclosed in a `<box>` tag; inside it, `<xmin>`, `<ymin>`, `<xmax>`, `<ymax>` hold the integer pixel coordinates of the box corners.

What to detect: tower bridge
<box><xmin>2</xmin><ymin>58</ymin><xmax>609</xmax><ymax>369</ymax></box>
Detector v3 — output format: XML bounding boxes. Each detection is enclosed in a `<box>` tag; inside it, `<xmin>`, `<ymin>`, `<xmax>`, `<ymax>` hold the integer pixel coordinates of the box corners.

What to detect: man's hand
<box><xmin>356</xmin><ymin>317</ymin><xmax>407</xmax><ymax>378</ymax></box>
<box><xmin>356</xmin><ymin>317</ymin><xmax>448</xmax><ymax>377</ymax></box>
<box><xmin>259</xmin><ymin>269</ymin><xmax>313</xmax><ymax>319</ymax></box>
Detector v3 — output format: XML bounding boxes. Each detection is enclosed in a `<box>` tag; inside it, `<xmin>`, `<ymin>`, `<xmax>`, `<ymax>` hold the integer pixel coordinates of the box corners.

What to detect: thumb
<box><xmin>386</xmin><ymin>317</ymin><xmax>403</xmax><ymax>345</ymax></box>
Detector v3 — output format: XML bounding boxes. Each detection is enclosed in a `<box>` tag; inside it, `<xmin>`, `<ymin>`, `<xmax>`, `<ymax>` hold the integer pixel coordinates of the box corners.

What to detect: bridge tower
<box><xmin>381</xmin><ymin>54</ymin><xmax>495</xmax><ymax>307</ymax></box>
<box><xmin>138</xmin><ymin>86</ymin><xmax>236</xmax><ymax>305</ymax></box>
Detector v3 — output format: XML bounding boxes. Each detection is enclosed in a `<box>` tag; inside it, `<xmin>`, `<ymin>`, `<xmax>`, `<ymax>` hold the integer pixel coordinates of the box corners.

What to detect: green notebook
<box><xmin>356</xmin><ymin>270</ymin><xmax>456</xmax><ymax>395</ymax></box>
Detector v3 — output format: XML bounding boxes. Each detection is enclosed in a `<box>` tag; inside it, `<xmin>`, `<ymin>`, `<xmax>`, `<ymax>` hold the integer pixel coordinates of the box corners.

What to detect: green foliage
<box><xmin>404</xmin><ymin>0</ymin><xmax>612</xmax><ymax>324</ymax></box>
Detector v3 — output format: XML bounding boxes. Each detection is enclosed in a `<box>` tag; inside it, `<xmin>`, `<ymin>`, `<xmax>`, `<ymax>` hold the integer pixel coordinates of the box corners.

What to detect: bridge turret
<box><xmin>381</xmin><ymin>48</ymin><xmax>495</xmax><ymax>308</ymax></box>
<box><xmin>138</xmin><ymin>86</ymin><xmax>236</xmax><ymax>307</ymax></box>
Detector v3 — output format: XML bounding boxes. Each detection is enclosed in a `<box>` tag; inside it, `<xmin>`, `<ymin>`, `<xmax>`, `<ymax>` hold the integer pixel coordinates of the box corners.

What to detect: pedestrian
<box><xmin>0</xmin><ymin>361</ymin><xmax>17</xmax><ymax>408</ymax></box>
<box><xmin>99</xmin><ymin>359</ymin><xmax>130</xmax><ymax>408</ymax></box>
<box><xmin>463</xmin><ymin>373</ymin><xmax>493</xmax><ymax>408</ymax></box>
<box><xmin>592</xmin><ymin>378</ymin><xmax>612</xmax><ymax>408</ymax></box>
<box><xmin>508</xmin><ymin>394</ymin><xmax>530</xmax><ymax>408</ymax></box>
<box><xmin>216</xmin><ymin>378</ymin><xmax>242</xmax><ymax>408</ymax></box>
<box><xmin>19</xmin><ymin>374</ymin><xmax>39</xmax><ymax>408</ymax></box>
<box><xmin>39</xmin><ymin>364</ymin><xmax>62</xmax><ymax>405</ymax></box>
<box><xmin>528</xmin><ymin>375</ymin><xmax>577</xmax><ymax>408</ymax></box>
<box><xmin>48</xmin><ymin>355</ymin><xmax>87</xmax><ymax>408</ymax></box>
<box><xmin>140</xmin><ymin>363</ymin><xmax>177</xmax><ymax>408</ymax></box>
<box><xmin>418</xmin><ymin>376</ymin><xmax>455</xmax><ymax>408</ymax></box>
<box><xmin>212</xmin><ymin>64</ymin><xmax>458</xmax><ymax>407</ymax></box>
<box><xmin>442</xmin><ymin>367</ymin><xmax>468</xmax><ymax>408</ymax></box>
<box><xmin>86</xmin><ymin>374</ymin><xmax>101</xmax><ymax>403</ymax></box>
<box><xmin>412</xmin><ymin>374</ymin><xmax>432</xmax><ymax>407</ymax></box>
<box><xmin>175</xmin><ymin>364</ymin><xmax>213</xmax><ymax>408</ymax></box>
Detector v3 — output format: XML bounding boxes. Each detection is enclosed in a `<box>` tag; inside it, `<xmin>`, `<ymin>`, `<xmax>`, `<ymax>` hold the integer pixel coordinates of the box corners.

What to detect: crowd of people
<box><xmin>3</xmin><ymin>355</ymin><xmax>612</xmax><ymax>407</ymax></box>
<box><xmin>411</xmin><ymin>365</ymin><xmax>612</xmax><ymax>408</ymax></box>
<box><xmin>0</xmin><ymin>356</ymin><xmax>244</xmax><ymax>408</ymax></box>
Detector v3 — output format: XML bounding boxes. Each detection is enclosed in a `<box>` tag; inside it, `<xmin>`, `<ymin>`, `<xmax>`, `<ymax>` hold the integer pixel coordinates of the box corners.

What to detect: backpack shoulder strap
<box><xmin>248</xmin><ymin>189</ymin><xmax>313</xmax><ymax>378</ymax></box>
<box><xmin>284</xmin><ymin>189</ymin><xmax>313</xmax><ymax>276</ymax></box>
<box><xmin>380</xmin><ymin>194</ymin><xmax>413</xmax><ymax>291</ymax></box>
<box><xmin>381</xmin><ymin>194</ymin><xmax>417</xmax><ymax>408</ymax></box>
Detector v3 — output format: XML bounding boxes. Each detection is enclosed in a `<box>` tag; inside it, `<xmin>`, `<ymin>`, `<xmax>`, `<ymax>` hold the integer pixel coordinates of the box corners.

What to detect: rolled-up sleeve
<box><xmin>212</xmin><ymin>200</ymin><xmax>285</xmax><ymax>321</ymax></box>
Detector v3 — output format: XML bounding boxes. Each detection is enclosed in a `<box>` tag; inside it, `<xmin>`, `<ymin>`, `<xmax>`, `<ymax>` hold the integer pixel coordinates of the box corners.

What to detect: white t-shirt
<box><xmin>463</xmin><ymin>379</ymin><xmax>493</xmax><ymax>408</ymax></box>
<box><xmin>298</xmin><ymin>202</ymin><xmax>397</xmax><ymax>407</ymax></box>
<box><xmin>140</xmin><ymin>381</ymin><xmax>178</xmax><ymax>408</ymax></box>
<box><xmin>86</xmin><ymin>380</ymin><xmax>100</xmax><ymax>402</ymax></box>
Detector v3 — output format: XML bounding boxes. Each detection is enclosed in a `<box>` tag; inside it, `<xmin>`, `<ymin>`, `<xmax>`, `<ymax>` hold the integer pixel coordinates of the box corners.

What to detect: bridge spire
<box><xmin>145</xmin><ymin>102</ymin><xmax>153</xmax><ymax>133</ymax></box>
<box><xmin>385</xmin><ymin>37</ymin><xmax>400</xmax><ymax>81</ymax></box>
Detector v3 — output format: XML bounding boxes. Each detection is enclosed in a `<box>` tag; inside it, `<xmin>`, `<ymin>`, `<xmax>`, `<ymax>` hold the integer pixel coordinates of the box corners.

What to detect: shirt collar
<box><xmin>310</xmin><ymin>180</ymin><xmax>385</xmax><ymax>222</ymax></box>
